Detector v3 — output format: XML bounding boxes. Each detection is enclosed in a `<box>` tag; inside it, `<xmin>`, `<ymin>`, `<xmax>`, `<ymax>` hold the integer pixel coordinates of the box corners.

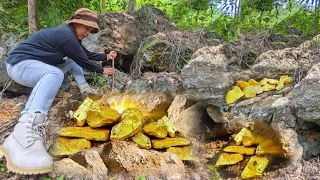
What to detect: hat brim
<box><xmin>68</xmin><ymin>19</ymin><xmax>99</xmax><ymax>33</ymax></box>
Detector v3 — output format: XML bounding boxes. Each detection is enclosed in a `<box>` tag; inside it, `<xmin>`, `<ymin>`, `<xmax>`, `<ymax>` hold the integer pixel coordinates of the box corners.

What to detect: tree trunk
<box><xmin>234</xmin><ymin>0</ymin><xmax>240</xmax><ymax>39</ymax></box>
<box><xmin>314</xmin><ymin>0</ymin><xmax>319</xmax><ymax>31</ymax></box>
<box><xmin>128</xmin><ymin>0</ymin><xmax>136</xmax><ymax>11</ymax></box>
<box><xmin>102</xmin><ymin>0</ymin><xmax>105</xmax><ymax>13</ymax></box>
<box><xmin>28</xmin><ymin>0</ymin><xmax>37</xmax><ymax>34</ymax></box>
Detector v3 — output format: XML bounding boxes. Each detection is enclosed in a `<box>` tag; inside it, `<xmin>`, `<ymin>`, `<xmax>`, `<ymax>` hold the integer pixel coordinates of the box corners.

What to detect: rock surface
<box><xmin>100</xmin><ymin>141</ymin><xmax>185</xmax><ymax>178</ymax></box>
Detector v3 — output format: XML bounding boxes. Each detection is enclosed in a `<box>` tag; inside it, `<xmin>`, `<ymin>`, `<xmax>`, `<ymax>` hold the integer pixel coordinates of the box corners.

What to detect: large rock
<box><xmin>0</xmin><ymin>33</ymin><xmax>21</xmax><ymax>59</ymax></box>
<box><xmin>181</xmin><ymin>45</ymin><xmax>235</xmax><ymax>106</ymax></box>
<box><xmin>133</xmin><ymin>31</ymin><xmax>197</xmax><ymax>72</ymax></box>
<box><xmin>291</xmin><ymin>63</ymin><xmax>320</xmax><ymax>126</ymax></box>
<box><xmin>100</xmin><ymin>141</ymin><xmax>185</xmax><ymax>178</ymax></box>
<box><xmin>70</xmin><ymin>150</ymin><xmax>108</xmax><ymax>176</ymax></box>
<box><xmin>124</xmin><ymin>72</ymin><xmax>181</xmax><ymax>96</ymax></box>
<box><xmin>169</xmin><ymin>102</ymin><xmax>209</xmax><ymax>139</ymax></box>
<box><xmin>251</xmin><ymin>43</ymin><xmax>320</xmax><ymax>79</ymax></box>
<box><xmin>51</xmin><ymin>150</ymin><xmax>108</xmax><ymax>180</ymax></box>
<box><xmin>102</xmin><ymin>69</ymin><xmax>132</xmax><ymax>92</ymax></box>
<box><xmin>0</xmin><ymin>60</ymin><xmax>32</xmax><ymax>93</ymax></box>
<box><xmin>298</xmin><ymin>130</ymin><xmax>320</xmax><ymax>159</ymax></box>
<box><xmin>167</xmin><ymin>94</ymin><xmax>197</xmax><ymax>123</ymax></box>
<box><xmin>83</xmin><ymin>5</ymin><xmax>178</xmax><ymax>55</ymax></box>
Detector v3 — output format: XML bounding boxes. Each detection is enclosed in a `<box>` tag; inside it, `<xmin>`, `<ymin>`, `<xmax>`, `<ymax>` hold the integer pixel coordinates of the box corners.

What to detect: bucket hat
<box><xmin>68</xmin><ymin>8</ymin><xmax>99</xmax><ymax>33</ymax></box>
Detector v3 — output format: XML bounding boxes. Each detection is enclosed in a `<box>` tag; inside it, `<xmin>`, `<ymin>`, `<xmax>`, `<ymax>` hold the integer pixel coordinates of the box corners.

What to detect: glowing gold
<box><xmin>241</xmin><ymin>156</ymin><xmax>269</xmax><ymax>179</ymax></box>
<box><xmin>86</xmin><ymin>102</ymin><xmax>120</xmax><ymax>127</ymax></box>
<box><xmin>58</xmin><ymin>126</ymin><xmax>110</xmax><ymax>141</ymax></box>
<box><xmin>226</xmin><ymin>86</ymin><xmax>244</xmax><ymax>104</ymax></box>
<box><xmin>234</xmin><ymin>127</ymin><xmax>250</xmax><ymax>145</ymax></box>
<box><xmin>223</xmin><ymin>146</ymin><xmax>256</xmax><ymax>155</ymax></box>
<box><xmin>276</xmin><ymin>79</ymin><xmax>285</xmax><ymax>90</ymax></box>
<box><xmin>110</xmin><ymin>108</ymin><xmax>143</xmax><ymax>140</ymax></box>
<box><xmin>132</xmin><ymin>132</ymin><xmax>152</xmax><ymax>150</ymax></box>
<box><xmin>51</xmin><ymin>137</ymin><xmax>91</xmax><ymax>157</ymax></box>
<box><xmin>248</xmin><ymin>79</ymin><xmax>259</xmax><ymax>86</ymax></box>
<box><xmin>159</xmin><ymin>116</ymin><xmax>178</xmax><ymax>137</ymax></box>
<box><xmin>259</xmin><ymin>78</ymin><xmax>268</xmax><ymax>86</ymax></box>
<box><xmin>267</xmin><ymin>79</ymin><xmax>279</xmax><ymax>85</ymax></box>
<box><xmin>243</xmin><ymin>85</ymin><xmax>257</xmax><ymax>98</ymax></box>
<box><xmin>151</xmin><ymin>138</ymin><xmax>190</xmax><ymax>149</ymax></box>
<box><xmin>215</xmin><ymin>153</ymin><xmax>243</xmax><ymax>167</ymax></box>
<box><xmin>166</xmin><ymin>146</ymin><xmax>197</xmax><ymax>161</ymax></box>
<box><xmin>104</xmin><ymin>93</ymin><xmax>141</xmax><ymax>114</ymax></box>
<box><xmin>72</xmin><ymin>97</ymin><xmax>94</xmax><ymax>126</ymax></box>
<box><xmin>236</xmin><ymin>80</ymin><xmax>249</xmax><ymax>89</ymax></box>
<box><xmin>280</xmin><ymin>75</ymin><xmax>293</xmax><ymax>84</ymax></box>
<box><xmin>261</xmin><ymin>83</ymin><xmax>276</xmax><ymax>91</ymax></box>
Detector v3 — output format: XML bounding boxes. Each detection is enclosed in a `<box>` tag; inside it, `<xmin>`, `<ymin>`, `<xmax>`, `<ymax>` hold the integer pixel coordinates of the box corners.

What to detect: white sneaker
<box><xmin>0</xmin><ymin>112</ymin><xmax>53</xmax><ymax>174</ymax></box>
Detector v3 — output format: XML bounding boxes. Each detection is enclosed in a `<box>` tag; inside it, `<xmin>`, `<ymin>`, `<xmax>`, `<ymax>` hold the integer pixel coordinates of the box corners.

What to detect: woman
<box><xmin>0</xmin><ymin>8</ymin><xmax>116</xmax><ymax>174</ymax></box>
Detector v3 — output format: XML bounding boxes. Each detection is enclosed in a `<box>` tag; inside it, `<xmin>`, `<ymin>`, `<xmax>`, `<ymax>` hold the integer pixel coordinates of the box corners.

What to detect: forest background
<box><xmin>0</xmin><ymin>0</ymin><xmax>319</xmax><ymax>43</ymax></box>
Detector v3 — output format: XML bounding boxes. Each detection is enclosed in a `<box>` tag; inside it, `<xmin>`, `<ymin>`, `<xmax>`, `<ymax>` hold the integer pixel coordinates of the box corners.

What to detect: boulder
<box><xmin>168</xmin><ymin>102</ymin><xmax>209</xmax><ymax>139</ymax></box>
<box><xmin>124</xmin><ymin>72</ymin><xmax>181</xmax><ymax>96</ymax></box>
<box><xmin>51</xmin><ymin>149</ymin><xmax>108</xmax><ymax>180</ymax></box>
<box><xmin>181</xmin><ymin>45</ymin><xmax>235</xmax><ymax>106</ymax></box>
<box><xmin>251</xmin><ymin>43</ymin><xmax>320</xmax><ymax>80</ymax></box>
<box><xmin>70</xmin><ymin>150</ymin><xmax>108</xmax><ymax>176</ymax></box>
<box><xmin>292</xmin><ymin>63</ymin><xmax>320</xmax><ymax>126</ymax></box>
<box><xmin>167</xmin><ymin>94</ymin><xmax>197</xmax><ymax>123</ymax></box>
<box><xmin>298</xmin><ymin>130</ymin><xmax>320</xmax><ymax>159</ymax></box>
<box><xmin>134</xmin><ymin>32</ymin><xmax>195</xmax><ymax>72</ymax></box>
<box><xmin>0</xmin><ymin>60</ymin><xmax>32</xmax><ymax>94</ymax></box>
<box><xmin>100</xmin><ymin>141</ymin><xmax>185</xmax><ymax>178</ymax></box>
<box><xmin>83</xmin><ymin>5</ymin><xmax>178</xmax><ymax>55</ymax></box>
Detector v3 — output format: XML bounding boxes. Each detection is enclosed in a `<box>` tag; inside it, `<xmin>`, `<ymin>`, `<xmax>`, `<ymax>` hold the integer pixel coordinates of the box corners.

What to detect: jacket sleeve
<box><xmin>81</xmin><ymin>44</ymin><xmax>108</xmax><ymax>61</ymax></box>
<box><xmin>60</xmin><ymin>38</ymin><xmax>104</xmax><ymax>73</ymax></box>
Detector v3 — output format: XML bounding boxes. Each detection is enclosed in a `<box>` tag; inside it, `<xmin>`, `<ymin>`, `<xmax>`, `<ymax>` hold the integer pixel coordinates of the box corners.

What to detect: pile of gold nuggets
<box><xmin>215</xmin><ymin>126</ymin><xmax>285</xmax><ymax>179</ymax></box>
<box><xmin>50</xmin><ymin>94</ymin><xmax>195</xmax><ymax>161</ymax></box>
<box><xmin>226</xmin><ymin>75</ymin><xmax>293</xmax><ymax>104</ymax></box>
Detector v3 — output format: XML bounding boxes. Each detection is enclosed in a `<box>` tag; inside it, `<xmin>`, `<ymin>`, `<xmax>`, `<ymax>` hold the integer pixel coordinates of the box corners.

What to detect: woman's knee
<box><xmin>48</xmin><ymin>68</ymin><xmax>64</xmax><ymax>84</ymax></box>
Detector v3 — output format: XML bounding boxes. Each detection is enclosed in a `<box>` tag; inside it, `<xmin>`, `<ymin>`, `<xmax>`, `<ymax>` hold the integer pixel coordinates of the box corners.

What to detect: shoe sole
<box><xmin>0</xmin><ymin>145</ymin><xmax>52</xmax><ymax>175</ymax></box>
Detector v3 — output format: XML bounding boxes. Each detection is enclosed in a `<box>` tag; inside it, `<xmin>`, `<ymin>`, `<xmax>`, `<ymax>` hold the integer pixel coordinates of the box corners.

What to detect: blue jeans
<box><xmin>6</xmin><ymin>59</ymin><xmax>87</xmax><ymax>115</ymax></box>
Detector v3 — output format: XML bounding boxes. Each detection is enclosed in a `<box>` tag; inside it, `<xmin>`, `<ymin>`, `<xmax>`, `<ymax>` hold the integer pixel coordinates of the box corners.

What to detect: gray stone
<box><xmin>181</xmin><ymin>45</ymin><xmax>235</xmax><ymax>107</ymax></box>
<box><xmin>298</xmin><ymin>130</ymin><xmax>320</xmax><ymax>159</ymax></box>
<box><xmin>292</xmin><ymin>63</ymin><xmax>320</xmax><ymax>126</ymax></box>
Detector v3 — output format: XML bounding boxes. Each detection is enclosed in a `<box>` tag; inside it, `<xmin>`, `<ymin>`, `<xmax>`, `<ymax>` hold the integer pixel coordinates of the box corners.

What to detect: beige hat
<box><xmin>68</xmin><ymin>8</ymin><xmax>99</xmax><ymax>33</ymax></box>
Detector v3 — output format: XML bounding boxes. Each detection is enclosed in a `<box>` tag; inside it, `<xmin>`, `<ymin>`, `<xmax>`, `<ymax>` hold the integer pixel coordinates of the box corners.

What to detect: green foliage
<box><xmin>0</xmin><ymin>0</ymin><xmax>319</xmax><ymax>43</ymax></box>
<box><xmin>135</xmin><ymin>172</ymin><xmax>147</xmax><ymax>180</ymax></box>
<box><xmin>313</xmin><ymin>39</ymin><xmax>320</xmax><ymax>47</ymax></box>
<box><xmin>207</xmin><ymin>164</ymin><xmax>222</xmax><ymax>180</ymax></box>
<box><xmin>0</xmin><ymin>163</ymin><xmax>6</xmax><ymax>172</ymax></box>
<box><xmin>90</xmin><ymin>72</ymin><xmax>108</xmax><ymax>89</ymax></box>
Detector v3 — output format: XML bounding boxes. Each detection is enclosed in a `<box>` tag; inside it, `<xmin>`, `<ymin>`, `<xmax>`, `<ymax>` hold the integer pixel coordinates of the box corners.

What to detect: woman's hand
<box><xmin>103</xmin><ymin>67</ymin><xmax>115</xmax><ymax>77</ymax></box>
<box><xmin>107</xmin><ymin>51</ymin><xmax>117</xmax><ymax>60</ymax></box>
